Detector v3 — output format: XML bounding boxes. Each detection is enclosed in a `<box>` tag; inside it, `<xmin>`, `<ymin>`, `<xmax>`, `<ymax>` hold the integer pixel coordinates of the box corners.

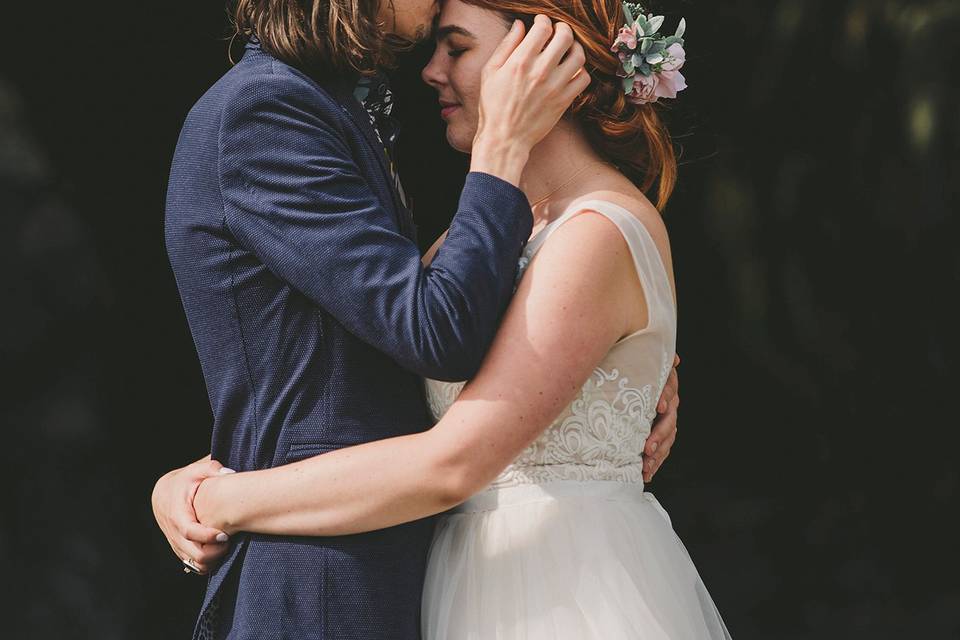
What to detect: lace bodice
<box><xmin>425</xmin><ymin>200</ymin><xmax>677</xmax><ymax>490</ymax></box>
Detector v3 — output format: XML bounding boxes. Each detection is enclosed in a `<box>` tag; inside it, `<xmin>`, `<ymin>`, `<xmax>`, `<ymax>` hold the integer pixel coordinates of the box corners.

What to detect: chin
<box><xmin>445</xmin><ymin>128</ymin><xmax>473</xmax><ymax>155</ymax></box>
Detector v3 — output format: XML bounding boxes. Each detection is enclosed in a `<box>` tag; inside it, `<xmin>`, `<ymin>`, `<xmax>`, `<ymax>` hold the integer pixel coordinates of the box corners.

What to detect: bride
<box><xmin>156</xmin><ymin>1</ymin><xmax>731</xmax><ymax>637</ymax></box>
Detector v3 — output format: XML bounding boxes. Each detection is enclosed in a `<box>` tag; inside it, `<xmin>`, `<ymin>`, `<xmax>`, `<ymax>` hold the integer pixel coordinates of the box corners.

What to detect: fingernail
<box><xmin>650</xmin><ymin>442</ymin><xmax>659</xmax><ymax>453</ymax></box>
<box><xmin>219</xmin><ymin>468</ymin><xmax>236</xmax><ymax>474</ymax></box>
<box><xmin>216</xmin><ymin>533</ymin><xmax>229</xmax><ymax>543</ymax></box>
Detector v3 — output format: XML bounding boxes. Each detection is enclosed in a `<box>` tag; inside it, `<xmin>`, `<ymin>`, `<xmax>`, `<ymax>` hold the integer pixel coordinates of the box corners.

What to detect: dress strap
<box><xmin>524</xmin><ymin>199</ymin><xmax>676</xmax><ymax>336</ymax></box>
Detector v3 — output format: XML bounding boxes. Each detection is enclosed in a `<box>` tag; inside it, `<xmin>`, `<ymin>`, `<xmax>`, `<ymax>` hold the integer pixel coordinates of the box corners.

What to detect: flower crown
<box><xmin>611</xmin><ymin>2</ymin><xmax>688</xmax><ymax>105</ymax></box>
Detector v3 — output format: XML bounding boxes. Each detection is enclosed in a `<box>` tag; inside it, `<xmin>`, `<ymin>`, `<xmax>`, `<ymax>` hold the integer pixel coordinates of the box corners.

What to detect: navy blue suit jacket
<box><xmin>165</xmin><ymin>41</ymin><xmax>532</xmax><ymax>639</ymax></box>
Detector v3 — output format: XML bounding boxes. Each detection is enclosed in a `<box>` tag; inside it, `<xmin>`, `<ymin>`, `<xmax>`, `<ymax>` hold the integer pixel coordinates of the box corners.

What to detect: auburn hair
<box><xmin>463</xmin><ymin>0</ymin><xmax>678</xmax><ymax>210</ymax></box>
<box><xmin>232</xmin><ymin>0</ymin><xmax>397</xmax><ymax>76</ymax></box>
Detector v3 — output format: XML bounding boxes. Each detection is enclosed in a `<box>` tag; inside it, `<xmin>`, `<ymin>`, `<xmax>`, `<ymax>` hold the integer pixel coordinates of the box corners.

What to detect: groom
<box><xmin>155</xmin><ymin>1</ymin><xmax>679</xmax><ymax>638</ymax></box>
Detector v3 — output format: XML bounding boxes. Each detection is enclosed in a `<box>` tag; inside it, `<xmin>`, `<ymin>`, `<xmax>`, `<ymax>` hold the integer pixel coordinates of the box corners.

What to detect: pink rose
<box><xmin>654</xmin><ymin>69</ymin><xmax>687</xmax><ymax>99</ymax></box>
<box><xmin>612</xmin><ymin>25</ymin><xmax>638</xmax><ymax>52</ymax></box>
<box><xmin>628</xmin><ymin>73</ymin><xmax>660</xmax><ymax>105</ymax></box>
<box><xmin>660</xmin><ymin>43</ymin><xmax>686</xmax><ymax>71</ymax></box>
<box><xmin>627</xmin><ymin>68</ymin><xmax>688</xmax><ymax>105</ymax></box>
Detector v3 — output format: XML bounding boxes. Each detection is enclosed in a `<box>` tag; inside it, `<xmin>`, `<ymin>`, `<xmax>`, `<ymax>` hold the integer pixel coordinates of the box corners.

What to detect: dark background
<box><xmin>2</xmin><ymin>1</ymin><xmax>958</xmax><ymax>638</ymax></box>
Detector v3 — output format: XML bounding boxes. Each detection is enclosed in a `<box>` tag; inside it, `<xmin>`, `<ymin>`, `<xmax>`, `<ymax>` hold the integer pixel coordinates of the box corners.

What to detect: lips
<box><xmin>439</xmin><ymin>101</ymin><xmax>461</xmax><ymax>119</ymax></box>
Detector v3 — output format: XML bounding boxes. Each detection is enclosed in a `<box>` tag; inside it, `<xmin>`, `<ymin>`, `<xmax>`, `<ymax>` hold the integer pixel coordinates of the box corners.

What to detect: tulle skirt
<box><xmin>422</xmin><ymin>480</ymin><xmax>732</xmax><ymax>639</ymax></box>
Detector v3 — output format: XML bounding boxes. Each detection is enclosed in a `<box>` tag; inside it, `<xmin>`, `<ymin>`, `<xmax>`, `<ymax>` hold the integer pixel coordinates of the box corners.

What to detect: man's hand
<box><xmin>644</xmin><ymin>354</ymin><xmax>680</xmax><ymax>483</ymax></box>
<box><xmin>471</xmin><ymin>15</ymin><xmax>591</xmax><ymax>185</ymax></box>
<box><xmin>151</xmin><ymin>455</ymin><xmax>233</xmax><ymax>575</ymax></box>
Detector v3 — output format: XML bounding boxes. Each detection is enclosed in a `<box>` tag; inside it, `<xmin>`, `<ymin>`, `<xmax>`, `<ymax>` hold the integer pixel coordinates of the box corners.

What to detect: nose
<box><xmin>421</xmin><ymin>49</ymin><xmax>446</xmax><ymax>90</ymax></box>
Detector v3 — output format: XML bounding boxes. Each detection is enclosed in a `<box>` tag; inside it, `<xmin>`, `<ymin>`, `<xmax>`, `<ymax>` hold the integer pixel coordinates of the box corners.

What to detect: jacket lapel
<box><xmin>330</xmin><ymin>83</ymin><xmax>416</xmax><ymax>240</ymax></box>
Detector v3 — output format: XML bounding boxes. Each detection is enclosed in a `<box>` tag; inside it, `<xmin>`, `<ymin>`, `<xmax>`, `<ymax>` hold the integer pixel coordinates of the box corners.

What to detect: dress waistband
<box><xmin>452</xmin><ymin>480</ymin><xmax>671</xmax><ymax>525</ymax></box>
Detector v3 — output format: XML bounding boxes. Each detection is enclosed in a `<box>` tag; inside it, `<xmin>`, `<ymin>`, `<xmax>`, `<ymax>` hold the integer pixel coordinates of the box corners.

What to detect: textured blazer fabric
<box><xmin>165</xmin><ymin>41</ymin><xmax>532</xmax><ymax>639</ymax></box>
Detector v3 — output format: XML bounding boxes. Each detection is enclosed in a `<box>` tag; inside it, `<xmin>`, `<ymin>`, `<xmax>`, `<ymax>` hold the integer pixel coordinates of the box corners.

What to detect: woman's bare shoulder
<box><xmin>567</xmin><ymin>188</ymin><xmax>671</xmax><ymax>253</ymax></box>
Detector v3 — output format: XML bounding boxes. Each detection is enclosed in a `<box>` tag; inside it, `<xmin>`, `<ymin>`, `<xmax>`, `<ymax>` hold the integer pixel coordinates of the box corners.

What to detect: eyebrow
<box><xmin>435</xmin><ymin>24</ymin><xmax>476</xmax><ymax>41</ymax></box>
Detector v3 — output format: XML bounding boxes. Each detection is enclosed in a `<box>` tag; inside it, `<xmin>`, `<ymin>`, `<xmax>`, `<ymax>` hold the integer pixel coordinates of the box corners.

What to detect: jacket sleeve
<box><xmin>218</xmin><ymin>74</ymin><xmax>532</xmax><ymax>381</ymax></box>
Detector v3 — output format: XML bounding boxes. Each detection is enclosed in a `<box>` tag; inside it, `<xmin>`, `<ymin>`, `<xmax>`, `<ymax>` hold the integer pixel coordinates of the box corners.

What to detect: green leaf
<box><xmin>636</xmin><ymin>15</ymin><xmax>649</xmax><ymax>36</ymax></box>
<box><xmin>623</xmin><ymin>75</ymin><xmax>636</xmax><ymax>94</ymax></box>
<box><xmin>622</xmin><ymin>2</ymin><xmax>635</xmax><ymax>24</ymax></box>
<box><xmin>640</xmin><ymin>37</ymin><xmax>652</xmax><ymax>54</ymax></box>
<box><xmin>645</xmin><ymin>52</ymin><xmax>664</xmax><ymax>65</ymax></box>
<box><xmin>676</xmin><ymin>17</ymin><xmax>686</xmax><ymax>39</ymax></box>
<box><xmin>647</xmin><ymin>15</ymin><xmax>664</xmax><ymax>34</ymax></box>
<box><xmin>663</xmin><ymin>35</ymin><xmax>682</xmax><ymax>47</ymax></box>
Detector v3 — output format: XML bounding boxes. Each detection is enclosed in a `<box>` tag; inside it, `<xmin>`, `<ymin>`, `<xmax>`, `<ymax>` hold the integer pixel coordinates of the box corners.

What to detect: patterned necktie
<box><xmin>354</xmin><ymin>73</ymin><xmax>408</xmax><ymax>209</ymax></box>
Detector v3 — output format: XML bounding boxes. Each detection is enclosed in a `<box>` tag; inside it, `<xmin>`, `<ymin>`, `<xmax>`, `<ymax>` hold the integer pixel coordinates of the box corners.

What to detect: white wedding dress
<box><xmin>422</xmin><ymin>200</ymin><xmax>732</xmax><ymax>639</ymax></box>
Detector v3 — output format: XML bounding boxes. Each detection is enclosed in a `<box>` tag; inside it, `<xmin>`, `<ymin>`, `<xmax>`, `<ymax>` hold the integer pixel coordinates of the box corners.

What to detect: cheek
<box><xmin>453</xmin><ymin>36</ymin><xmax>505</xmax><ymax>112</ymax></box>
<box><xmin>451</xmin><ymin>63</ymin><xmax>484</xmax><ymax>114</ymax></box>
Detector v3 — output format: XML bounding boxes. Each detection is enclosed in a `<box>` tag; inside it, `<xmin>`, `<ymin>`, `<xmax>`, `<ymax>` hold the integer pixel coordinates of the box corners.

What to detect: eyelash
<box><xmin>448</xmin><ymin>48</ymin><xmax>467</xmax><ymax>58</ymax></box>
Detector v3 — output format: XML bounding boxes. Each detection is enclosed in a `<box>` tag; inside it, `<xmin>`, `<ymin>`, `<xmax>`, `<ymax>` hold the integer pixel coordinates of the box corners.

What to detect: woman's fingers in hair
<box><xmin>538</xmin><ymin>21</ymin><xmax>576</xmax><ymax>68</ymax></box>
<box><xmin>486</xmin><ymin>19</ymin><xmax>526</xmax><ymax>71</ymax></box>
<box><xmin>511</xmin><ymin>15</ymin><xmax>555</xmax><ymax>62</ymax></box>
<box><xmin>556</xmin><ymin>41</ymin><xmax>589</xmax><ymax>90</ymax></box>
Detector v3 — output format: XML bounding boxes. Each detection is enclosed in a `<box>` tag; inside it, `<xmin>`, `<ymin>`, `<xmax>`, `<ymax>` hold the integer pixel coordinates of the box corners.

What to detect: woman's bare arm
<box><xmin>194</xmin><ymin>212</ymin><xmax>649</xmax><ymax>536</ymax></box>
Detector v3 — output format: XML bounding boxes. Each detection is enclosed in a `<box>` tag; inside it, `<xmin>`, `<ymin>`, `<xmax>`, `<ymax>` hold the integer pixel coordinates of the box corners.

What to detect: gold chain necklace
<box><xmin>528</xmin><ymin>162</ymin><xmax>610</xmax><ymax>208</ymax></box>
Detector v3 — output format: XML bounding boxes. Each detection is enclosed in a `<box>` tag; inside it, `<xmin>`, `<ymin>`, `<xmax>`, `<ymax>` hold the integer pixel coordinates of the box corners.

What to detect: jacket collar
<box><xmin>240</xmin><ymin>37</ymin><xmax>414</xmax><ymax>238</ymax></box>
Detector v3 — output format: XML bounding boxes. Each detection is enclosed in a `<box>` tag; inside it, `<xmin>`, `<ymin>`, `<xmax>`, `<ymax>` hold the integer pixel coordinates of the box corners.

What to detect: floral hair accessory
<box><xmin>611</xmin><ymin>2</ymin><xmax>688</xmax><ymax>105</ymax></box>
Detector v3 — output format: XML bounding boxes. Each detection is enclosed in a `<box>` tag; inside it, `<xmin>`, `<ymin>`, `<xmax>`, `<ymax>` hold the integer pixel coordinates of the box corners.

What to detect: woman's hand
<box><xmin>151</xmin><ymin>455</ymin><xmax>234</xmax><ymax>575</ymax></box>
<box><xmin>471</xmin><ymin>15</ymin><xmax>590</xmax><ymax>185</ymax></box>
<box><xmin>643</xmin><ymin>354</ymin><xmax>680</xmax><ymax>483</ymax></box>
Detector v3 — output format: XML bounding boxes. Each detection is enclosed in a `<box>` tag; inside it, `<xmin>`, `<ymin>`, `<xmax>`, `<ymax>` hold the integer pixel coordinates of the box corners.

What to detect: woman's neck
<box><xmin>520</xmin><ymin>121</ymin><xmax>607</xmax><ymax>228</ymax></box>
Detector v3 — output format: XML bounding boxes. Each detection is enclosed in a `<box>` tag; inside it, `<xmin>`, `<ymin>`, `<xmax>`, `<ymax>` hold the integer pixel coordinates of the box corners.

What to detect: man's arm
<box><xmin>192</xmin><ymin>213</ymin><xmax>659</xmax><ymax>536</ymax></box>
<box><xmin>220</xmin><ymin>82</ymin><xmax>526</xmax><ymax>382</ymax></box>
<box><xmin>220</xmin><ymin>17</ymin><xmax>588</xmax><ymax>381</ymax></box>
<box><xmin>156</xmin><ymin>363</ymin><xmax>679</xmax><ymax>573</ymax></box>
<box><xmin>421</xmin><ymin>231</ymin><xmax>450</xmax><ymax>267</ymax></box>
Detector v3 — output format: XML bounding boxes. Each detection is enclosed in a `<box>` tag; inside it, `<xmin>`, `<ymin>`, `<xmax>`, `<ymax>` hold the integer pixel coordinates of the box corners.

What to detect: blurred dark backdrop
<box><xmin>1</xmin><ymin>1</ymin><xmax>958</xmax><ymax>638</ymax></box>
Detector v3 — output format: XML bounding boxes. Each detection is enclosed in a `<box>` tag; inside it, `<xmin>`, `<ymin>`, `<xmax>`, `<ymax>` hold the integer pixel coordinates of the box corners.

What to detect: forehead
<box><xmin>437</xmin><ymin>0</ymin><xmax>508</xmax><ymax>35</ymax></box>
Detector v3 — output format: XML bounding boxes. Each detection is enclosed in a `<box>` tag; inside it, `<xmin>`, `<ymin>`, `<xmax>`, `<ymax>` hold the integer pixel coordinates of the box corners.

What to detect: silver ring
<box><xmin>182</xmin><ymin>557</ymin><xmax>203</xmax><ymax>575</ymax></box>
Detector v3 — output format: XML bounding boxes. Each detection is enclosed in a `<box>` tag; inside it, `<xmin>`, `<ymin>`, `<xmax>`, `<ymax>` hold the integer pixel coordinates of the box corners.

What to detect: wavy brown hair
<box><xmin>232</xmin><ymin>0</ymin><xmax>398</xmax><ymax>76</ymax></box>
<box><xmin>463</xmin><ymin>0</ymin><xmax>678</xmax><ymax>210</ymax></box>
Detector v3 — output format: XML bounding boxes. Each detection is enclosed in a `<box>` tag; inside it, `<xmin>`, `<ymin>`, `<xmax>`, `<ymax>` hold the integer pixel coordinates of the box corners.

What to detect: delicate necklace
<box><xmin>528</xmin><ymin>162</ymin><xmax>610</xmax><ymax>209</ymax></box>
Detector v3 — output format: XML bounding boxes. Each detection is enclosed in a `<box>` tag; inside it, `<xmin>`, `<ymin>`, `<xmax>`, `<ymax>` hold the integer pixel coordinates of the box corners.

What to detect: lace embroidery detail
<box><xmin>422</xmin><ymin>207</ymin><xmax>678</xmax><ymax>491</ymax></box>
<box><xmin>490</xmin><ymin>366</ymin><xmax>654</xmax><ymax>488</ymax></box>
<box><xmin>424</xmin><ymin>360</ymin><xmax>674</xmax><ymax>489</ymax></box>
<box><xmin>425</xmin><ymin>379</ymin><xmax>465</xmax><ymax>425</ymax></box>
